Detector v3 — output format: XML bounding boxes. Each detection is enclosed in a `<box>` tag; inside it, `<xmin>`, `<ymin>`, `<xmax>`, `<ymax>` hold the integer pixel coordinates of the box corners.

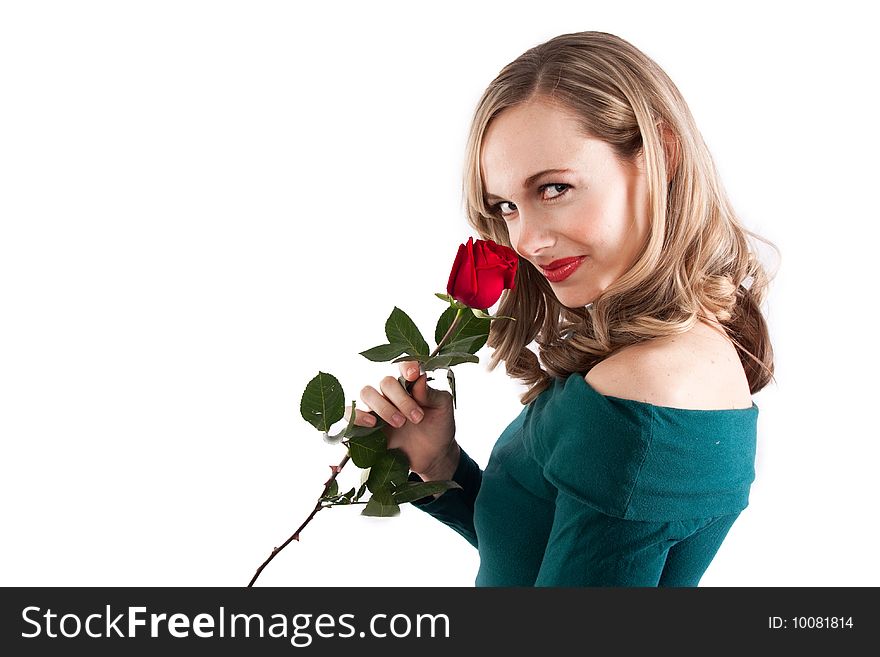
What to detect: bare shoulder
<box><xmin>584</xmin><ymin>321</ymin><xmax>753</xmax><ymax>410</ymax></box>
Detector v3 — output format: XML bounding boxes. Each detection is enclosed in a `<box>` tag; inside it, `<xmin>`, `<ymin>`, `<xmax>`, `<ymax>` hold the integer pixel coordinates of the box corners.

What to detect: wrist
<box><xmin>416</xmin><ymin>441</ymin><xmax>461</xmax><ymax>482</ymax></box>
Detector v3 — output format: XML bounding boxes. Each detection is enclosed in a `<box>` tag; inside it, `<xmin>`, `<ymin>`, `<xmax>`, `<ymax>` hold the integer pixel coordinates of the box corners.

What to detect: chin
<box><xmin>555</xmin><ymin>292</ymin><xmax>596</xmax><ymax>310</ymax></box>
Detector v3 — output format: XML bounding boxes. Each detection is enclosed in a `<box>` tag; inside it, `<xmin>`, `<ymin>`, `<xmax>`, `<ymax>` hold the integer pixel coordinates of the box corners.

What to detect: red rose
<box><xmin>446</xmin><ymin>237</ymin><xmax>518</xmax><ymax>309</ymax></box>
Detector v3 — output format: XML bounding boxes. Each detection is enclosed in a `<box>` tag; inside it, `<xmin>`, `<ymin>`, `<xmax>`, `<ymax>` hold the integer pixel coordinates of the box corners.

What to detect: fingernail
<box><xmin>365</xmin><ymin>414</ymin><xmax>377</xmax><ymax>426</ymax></box>
<box><xmin>407</xmin><ymin>366</ymin><xmax>417</xmax><ymax>378</ymax></box>
<box><xmin>391</xmin><ymin>412</ymin><xmax>405</xmax><ymax>427</ymax></box>
<box><xmin>410</xmin><ymin>408</ymin><xmax>423</xmax><ymax>423</ymax></box>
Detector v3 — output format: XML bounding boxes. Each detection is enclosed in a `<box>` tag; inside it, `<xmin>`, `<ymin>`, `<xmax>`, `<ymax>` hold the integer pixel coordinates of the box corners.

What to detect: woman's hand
<box><xmin>347</xmin><ymin>361</ymin><xmax>459</xmax><ymax>481</ymax></box>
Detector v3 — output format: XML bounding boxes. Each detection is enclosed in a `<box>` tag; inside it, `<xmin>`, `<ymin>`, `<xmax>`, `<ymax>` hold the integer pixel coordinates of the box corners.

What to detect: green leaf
<box><xmin>324</xmin><ymin>398</ymin><xmax>358</xmax><ymax>444</ymax></box>
<box><xmin>359</xmin><ymin>343</ymin><xmax>408</xmax><ymax>362</ymax></box>
<box><xmin>385</xmin><ymin>307</ymin><xmax>429</xmax><ymax>359</ymax></box>
<box><xmin>391</xmin><ymin>354</ymin><xmax>426</xmax><ymax>364</ymax></box>
<box><xmin>439</xmin><ymin>335</ymin><xmax>486</xmax><ymax>355</ymax></box>
<box><xmin>347</xmin><ymin>431</ymin><xmax>387</xmax><ymax>469</ymax></box>
<box><xmin>325</xmin><ymin>486</ymin><xmax>357</xmax><ymax>505</ymax></box>
<box><xmin>434</xmin><ymin>306</ymin><xmax>457</xmax><ymax>343</ymax></box>
<box><xmin>391</xmin><ymin>480</ymin><xmax>462</xmax><ymax>504</ymax></box>
<box><xmin>362</xmin><ymin>488</ymin><xmax>401</xmax><ymax>517</ymax></box>
<box><xmin>300</xmin><ymin>372</ymin><xmax>345</xmax><ymax>432</ymax></box>
<box><xmin>345</xmin><ymin>421</ymin><xmax>387</xmax><ymax>439</ymax></box>
<box><xmin>355</xmin><ymin>482</ymin><xmax>367</xmax><ymax>501</ymax></box>
<box><xmin>423</xmin><ymin>352</ymin><xmax>479</xmax><ymax>370</ymax></box>
<box><xmin>447</xmin><ymin>368</ymin><xmax>457</xmax><ymax>409</ymax></box>
<box><xmin>366</xmin><ymin>448</ymin><xmax>410</xmax><ymax>493</ymax></box>
<box><xmin>321</xmin><ymin>479</ymin><xmax>339</xmax><ymax>499</ymax></box>
<box><xmin>435</xmin><ymin>306</ymin><xmax>491</xmax><ymax>349</ymax></box>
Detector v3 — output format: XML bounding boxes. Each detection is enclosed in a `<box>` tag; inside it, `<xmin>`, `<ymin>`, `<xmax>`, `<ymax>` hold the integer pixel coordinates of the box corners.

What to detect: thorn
<box><xmin>329</xmin><ymin>465</ymin><xmax>341</xmax><ymax>474</ymax></box>
<box><xmin>293</xmin><ymin>533</ymin><xmax>300</xmax><ymax>541</ymax></box>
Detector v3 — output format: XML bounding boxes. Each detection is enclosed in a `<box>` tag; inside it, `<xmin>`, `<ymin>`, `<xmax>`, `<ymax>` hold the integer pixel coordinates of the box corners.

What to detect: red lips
<box><xmin>539</xmin><ymin>256</ymin><xmax>586</xmax><ymax>283</ymax></box>
<box><xmin>541</xmin><ymin>257</ymin><xmax>584</xmax><ymax>270</ymax></box>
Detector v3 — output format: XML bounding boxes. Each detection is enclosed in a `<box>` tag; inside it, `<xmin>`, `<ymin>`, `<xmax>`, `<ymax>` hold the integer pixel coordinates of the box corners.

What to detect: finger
<box><xmin>411</xmin><ymin>373</ymin><xmax>449</xmax><ymax>409</ymax></box>
<box><xmin>378</xmin><ymin>375</ymin><xmax>425</xmax><ymax>425</ymax></box>
<box><xmin>344</xmin><ymin>404</ymin><xmax>377</xmax><ymax>427</ymax></box>
<box><xmin>398</xmin><ymin>360</ymin><xmax>422</xmax><ymax>382</ymax></box>
<box><xmin>360</xmin><ymin>384</ymin><xmax>409</xmax><ymax>429</ymax></box>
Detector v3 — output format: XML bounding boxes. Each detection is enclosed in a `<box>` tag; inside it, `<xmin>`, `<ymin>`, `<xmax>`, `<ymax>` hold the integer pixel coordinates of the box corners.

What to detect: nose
<box><xmin>512</xmin><ymin>208</ymin><xmax>556</xmax><ymax>260</ymax></box>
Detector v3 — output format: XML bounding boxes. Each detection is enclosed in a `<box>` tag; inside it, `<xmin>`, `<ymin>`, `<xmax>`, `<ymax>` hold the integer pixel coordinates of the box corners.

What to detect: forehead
<box><xmin>480</xmin><ymin>100</ymin><xmax>605</xmax><ymax>196</ymax></box>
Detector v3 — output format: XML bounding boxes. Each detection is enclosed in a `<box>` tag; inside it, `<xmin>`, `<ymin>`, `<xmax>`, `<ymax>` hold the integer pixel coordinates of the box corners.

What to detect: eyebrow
<box><xmin>484</xmin><ymin>168</ymin><xmax>574</xmax><ymax>202</ymax></box>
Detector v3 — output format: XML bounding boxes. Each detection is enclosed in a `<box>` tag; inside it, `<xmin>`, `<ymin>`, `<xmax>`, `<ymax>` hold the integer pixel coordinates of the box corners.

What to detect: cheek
<box><xmin>573</xmin><ymin>193</ymin><xmax>627</xmax><ymax>243</ymax></box>
<box><xmin>560</xmin><ymin>203</ymin><xmax>600</xmax><ymax>243</ymax></box>
<box><xmin>504</xmin><ymin>223</ymin><xmax>522</xmax><ymax>253</ymax></box>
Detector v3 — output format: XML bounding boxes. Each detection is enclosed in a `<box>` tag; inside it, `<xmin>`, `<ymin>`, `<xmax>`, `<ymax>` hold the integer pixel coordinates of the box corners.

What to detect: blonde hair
<box><xmin>462</xmin><ymin>31</ymin><xmax>778</xmax><ymax>405</ymax></box>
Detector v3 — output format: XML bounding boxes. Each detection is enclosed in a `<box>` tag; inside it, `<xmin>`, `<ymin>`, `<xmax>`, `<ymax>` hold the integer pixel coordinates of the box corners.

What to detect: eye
<box><xmin>544</xmin><ymin>183</ymin><xmax>570</xmax><ymax>199</ymax></box>
<box><xmin>489</xmin><ymin>183</ymin><xmax>571</xmax><ymax>219</ymax></box>
<box><xmin>495</xmin><ymin>201</ymin><xmax>517</xmax><ymax>217</ymax></box>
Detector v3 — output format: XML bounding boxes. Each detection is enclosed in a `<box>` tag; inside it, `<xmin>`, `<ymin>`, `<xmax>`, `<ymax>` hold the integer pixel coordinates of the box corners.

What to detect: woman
<box><xmin>350</xmin><ymin>31</ymin><xmax>777</xmax><ymax>586</ymax></box>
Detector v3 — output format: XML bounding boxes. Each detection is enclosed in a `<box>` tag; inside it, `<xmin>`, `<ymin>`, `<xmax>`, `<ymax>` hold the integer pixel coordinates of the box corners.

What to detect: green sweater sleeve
<box><xmin>405</xmin><ymin>447</ymin><xmax>482</xmax><ymax>548</ymax></box>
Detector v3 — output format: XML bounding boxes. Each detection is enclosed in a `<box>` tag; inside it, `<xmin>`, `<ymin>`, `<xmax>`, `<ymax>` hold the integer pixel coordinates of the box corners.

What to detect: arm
<box><xmin>534</xmin><ymin>488</ymin><xmax>673</xmax><ymax>586</ymax></box>
<box><xmin>534</xmin><ymin>489</ymin><xmax>731</xmax><ymax>586</ymax></box>
<box><xmin>531</xmin><ymin>362</ymin><xmax>754</xmax><ymax>586</ymax></box>
<box><xmin>406</xmin><ymin>446</ymin><xmax>483</xmax><ymax>549</ymax></box>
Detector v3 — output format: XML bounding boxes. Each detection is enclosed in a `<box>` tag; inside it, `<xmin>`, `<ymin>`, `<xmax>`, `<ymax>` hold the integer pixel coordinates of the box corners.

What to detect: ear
<box><xmin>658</xmin><ymin>122</ymin><xmax>680</xmax><ymax>182</ymax></box>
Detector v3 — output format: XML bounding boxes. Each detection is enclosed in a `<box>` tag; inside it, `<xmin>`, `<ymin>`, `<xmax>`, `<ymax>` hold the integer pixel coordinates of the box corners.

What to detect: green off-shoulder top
<box><xmin>408</xmin><ymin>373</ymin><xmax>759</xmax><ymax>587</ymax></box>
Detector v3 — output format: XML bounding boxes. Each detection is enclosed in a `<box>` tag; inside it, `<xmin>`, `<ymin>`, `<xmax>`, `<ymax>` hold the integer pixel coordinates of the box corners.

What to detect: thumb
<box><xmin>410</xmin><ymin>373</ymin><xmax>442</xmax><ymax>408</ymax></box>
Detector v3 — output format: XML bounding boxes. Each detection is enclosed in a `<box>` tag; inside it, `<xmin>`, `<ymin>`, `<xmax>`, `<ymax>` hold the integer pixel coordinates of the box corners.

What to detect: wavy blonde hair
<box><xmin>462</xmin><ymin>31</ymin><xmax>778</xmax><ymax>405</ymax></box>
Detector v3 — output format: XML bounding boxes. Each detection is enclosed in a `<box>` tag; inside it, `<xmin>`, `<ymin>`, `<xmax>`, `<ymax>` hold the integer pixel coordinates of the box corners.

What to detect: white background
<box><xmin>1</xmin><ymin>0</ymin><xmax>877</xmax><ymax>587</ymax></box>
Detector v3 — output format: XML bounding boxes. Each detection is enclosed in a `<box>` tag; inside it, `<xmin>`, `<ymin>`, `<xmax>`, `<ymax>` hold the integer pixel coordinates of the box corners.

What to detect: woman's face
<box><xmin>480</xmin><ymin>98</ymin><xmax>650</xmax><ymax>309</ymax></box>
